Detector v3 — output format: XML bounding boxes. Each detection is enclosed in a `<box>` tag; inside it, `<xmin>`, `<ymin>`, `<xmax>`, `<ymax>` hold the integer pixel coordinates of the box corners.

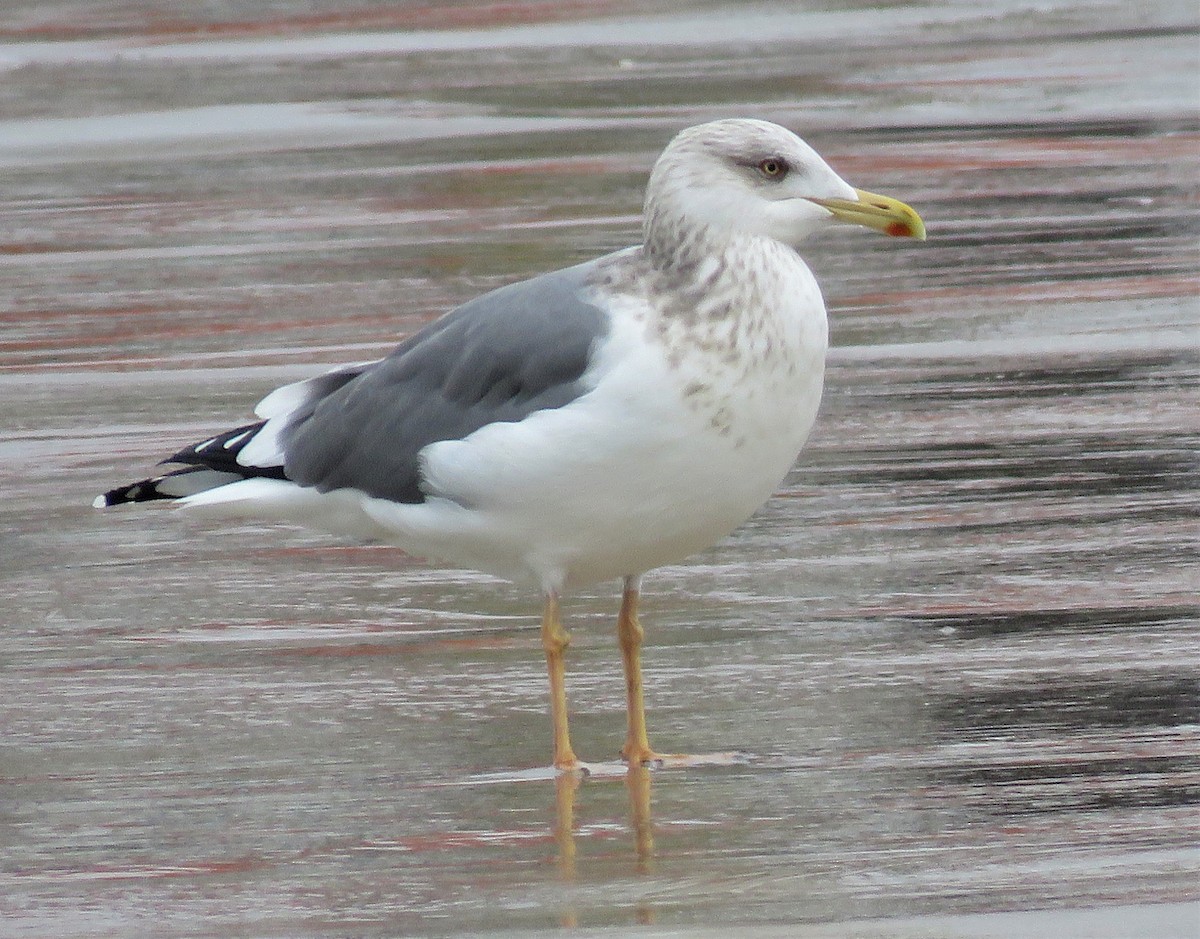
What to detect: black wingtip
<box><xmin>97</xmin><ymin>420</ymin><xmax>289</xmax><ymax>510</ymax></box>
<box><xmin>94</xmin><ymin>478</ymin><xmax>176</xmax><ymax>508</ymax></box>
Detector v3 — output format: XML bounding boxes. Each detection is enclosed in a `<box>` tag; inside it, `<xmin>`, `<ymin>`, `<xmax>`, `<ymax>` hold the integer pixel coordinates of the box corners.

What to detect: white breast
<box><xmin>399</xmin><ymin>238</ymin><xmax>829</xmax><ymax>591</ymax></box>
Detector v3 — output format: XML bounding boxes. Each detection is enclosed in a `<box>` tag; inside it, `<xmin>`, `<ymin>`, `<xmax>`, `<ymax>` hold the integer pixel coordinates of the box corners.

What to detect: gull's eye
<box><xmin>757</xmin><ymin>157</ymin><xmax>789</xmax><ymax>180</ymax></box>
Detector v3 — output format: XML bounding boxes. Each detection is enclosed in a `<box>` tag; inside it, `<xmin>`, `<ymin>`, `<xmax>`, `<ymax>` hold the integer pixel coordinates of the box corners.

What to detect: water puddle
<box><xmin>2</xmin><ymin>1</ymin><xmax>1197</xmax><ymax>935</ymax></box>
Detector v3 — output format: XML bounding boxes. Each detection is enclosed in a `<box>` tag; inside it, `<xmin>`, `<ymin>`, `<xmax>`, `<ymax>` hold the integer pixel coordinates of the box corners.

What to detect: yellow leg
<box><xmin>618</xmin><ymin>578</ymin><xmax>661</xmax><ymax>765</ymax></box>
<box><xmin>542</xmin><ymin>592</ymin><xmax>581</xmax><ymax>772</ymax></box>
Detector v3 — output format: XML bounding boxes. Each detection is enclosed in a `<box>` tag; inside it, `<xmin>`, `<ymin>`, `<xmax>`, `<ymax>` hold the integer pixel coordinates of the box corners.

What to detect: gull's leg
<box><xmin>542</xmin><ymin>591</ymin><xmax>581</xmax><ymax>772</ymax></box>
<box><xmin>617</xmin><ymin>579</ymin><xmax>749</xmax><ymax>771</ymax></box>
<box><xmin>618</xmin><ymin>576</ymin><xmax>662</xmax><ymax>765</ymax></box>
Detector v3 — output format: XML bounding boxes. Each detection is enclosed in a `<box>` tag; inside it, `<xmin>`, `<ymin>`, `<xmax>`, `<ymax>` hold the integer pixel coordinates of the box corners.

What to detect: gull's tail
<box><xmin>94</xmin><ymin>421</ymin><xmax>288</xmax><ymax>508</ymax></box>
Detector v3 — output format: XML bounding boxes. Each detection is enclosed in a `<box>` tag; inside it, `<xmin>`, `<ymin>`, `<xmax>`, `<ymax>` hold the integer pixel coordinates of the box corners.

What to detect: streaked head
<box><xmin>645</xmin><ymin>118</ymin><xmax>924</xmax><ymax>255</ymax></box>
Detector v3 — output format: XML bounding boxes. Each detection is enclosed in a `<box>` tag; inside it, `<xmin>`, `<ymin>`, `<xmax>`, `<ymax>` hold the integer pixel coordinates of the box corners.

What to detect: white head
<box><xmin>644</xmin><ymin>119</ymin><xmax>924</xmax><ymax>261</ymax></box>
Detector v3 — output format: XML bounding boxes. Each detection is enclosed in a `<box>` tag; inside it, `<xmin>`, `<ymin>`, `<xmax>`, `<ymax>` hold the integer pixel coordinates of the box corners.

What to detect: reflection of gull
<box><xmin>554</xmin><ymin>765</ymin><xmax>656</xmax><ymax>927</ymax></box>
<box><xmin>96</xmin><ymin>119</ymin><xmax>925</xmax><ymax>772</ymax></box>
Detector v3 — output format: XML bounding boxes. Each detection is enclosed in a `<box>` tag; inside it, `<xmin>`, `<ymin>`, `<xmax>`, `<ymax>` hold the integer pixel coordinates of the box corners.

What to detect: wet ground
<box><xmin>1</xmin><ymin>1</ymin><xmax>1198</xmax><ymax>936</ymax></box>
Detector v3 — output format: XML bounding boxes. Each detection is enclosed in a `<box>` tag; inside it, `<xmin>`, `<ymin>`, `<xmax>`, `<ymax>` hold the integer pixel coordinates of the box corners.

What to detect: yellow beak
<box><xmin>807</xmin><ymin>188</ymin><xmax>926</xmax><ymax>240</ymax></box>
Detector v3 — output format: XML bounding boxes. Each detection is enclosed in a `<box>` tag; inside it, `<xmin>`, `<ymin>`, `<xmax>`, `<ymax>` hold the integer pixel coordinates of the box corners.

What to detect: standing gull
<box><xmin>97</xmin><ymin>119</ymin><xmax>925</xmax><ymax>772</ymax></box>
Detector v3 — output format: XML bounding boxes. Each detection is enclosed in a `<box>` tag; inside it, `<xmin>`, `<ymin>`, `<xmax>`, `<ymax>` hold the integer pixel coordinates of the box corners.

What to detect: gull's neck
<box><xmin>643</xmin><ymin>198</ymin><xmax>722</xmax><ymax>274</ymax></box>
<box><xmin>640</xmin><ymin>209</ymin><xmax>812</xmax><ymax>329</ymax></box>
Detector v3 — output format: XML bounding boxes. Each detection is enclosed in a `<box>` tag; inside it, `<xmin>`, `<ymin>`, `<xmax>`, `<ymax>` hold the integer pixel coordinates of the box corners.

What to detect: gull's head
<box><xmin>645</xmin><ymin>119</ymin><xmax>925</xmax><ymax>256</ymax></box>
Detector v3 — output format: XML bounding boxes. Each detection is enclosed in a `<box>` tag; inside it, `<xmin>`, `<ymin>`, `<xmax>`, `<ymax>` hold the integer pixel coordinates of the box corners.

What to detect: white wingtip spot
<box><xmin>92</xmin><ymin>494</ymin><xmax>109</xmax><ymax>509</ymax></box>
<box><xmin>223</xmin><ymin>429</ymin><xmax>254</xmax><ymax>449</ymax></box>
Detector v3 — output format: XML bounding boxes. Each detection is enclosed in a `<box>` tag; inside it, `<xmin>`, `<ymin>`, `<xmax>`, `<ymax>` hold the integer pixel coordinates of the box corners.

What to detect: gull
<box><xmin>97</xmin><ymin>119</ymin><xmax>925</xmax><ymax>772</ymax></box>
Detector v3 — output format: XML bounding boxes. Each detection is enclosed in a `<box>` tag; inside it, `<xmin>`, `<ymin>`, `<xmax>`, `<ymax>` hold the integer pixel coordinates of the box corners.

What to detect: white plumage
<box><xmin>98</xmin><ymin>118</ymin><xmax>925</xmax><ymax>770</ymax></box>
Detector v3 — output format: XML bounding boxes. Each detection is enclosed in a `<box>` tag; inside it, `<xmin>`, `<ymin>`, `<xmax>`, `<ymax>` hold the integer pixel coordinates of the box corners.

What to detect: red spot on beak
<box><xmin>885</xmin><ymin>221</ymin><xmax>910</xmax><ymax>237</ymax></box>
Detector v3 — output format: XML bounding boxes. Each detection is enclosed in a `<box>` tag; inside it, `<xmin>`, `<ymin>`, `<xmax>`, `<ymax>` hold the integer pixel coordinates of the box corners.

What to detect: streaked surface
<box><xmin>1</xmin><ymin>1</ymin><xmax>1197</xmax><ymax>935</ymax></box>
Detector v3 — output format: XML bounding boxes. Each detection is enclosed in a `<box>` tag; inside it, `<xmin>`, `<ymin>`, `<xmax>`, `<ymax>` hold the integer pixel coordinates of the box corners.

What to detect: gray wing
<box><xmin>277</xmin><ymin>260</ymin><xmax>609</xmax><ymax>504</ymax></box>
